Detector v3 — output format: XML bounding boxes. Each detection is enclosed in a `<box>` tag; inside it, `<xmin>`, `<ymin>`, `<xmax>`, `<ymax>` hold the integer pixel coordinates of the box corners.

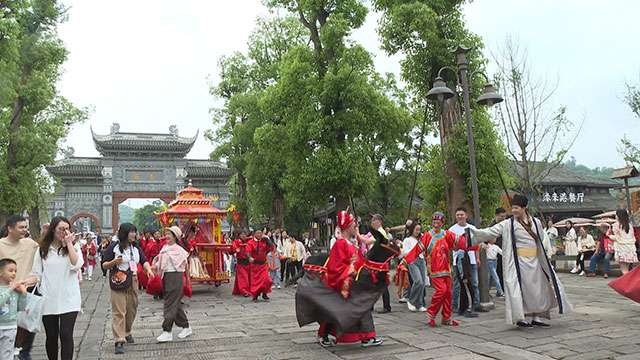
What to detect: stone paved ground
<box><xmin>27</xmin><ymin>271</ymin><xmax>640</xmax><ymax>360</ymax></box>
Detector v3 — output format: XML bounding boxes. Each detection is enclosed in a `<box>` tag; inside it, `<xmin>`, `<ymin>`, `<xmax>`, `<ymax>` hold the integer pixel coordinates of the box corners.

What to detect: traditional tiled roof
<box><xmin>507</xmin><ymin>162</ymin><xmax>619</xmax><ymax>188</ymax></box>
<box><xmin>185</xmin><ymin>160</ymin><xmax>234</xmax><ymax>179</ymax></box>
<box><xmin>46</xmin><ymin>158</ymin><xmax>103</xmax><ymax>177</ymax></box>
<box><xmin>91</xmin><ymin>127</ymin><xmax>197</xmax><ymax>157</ymax></box>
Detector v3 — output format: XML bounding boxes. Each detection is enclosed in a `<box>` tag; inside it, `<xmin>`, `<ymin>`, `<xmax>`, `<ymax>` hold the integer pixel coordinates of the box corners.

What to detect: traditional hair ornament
<box><xmin>432</xmin><ymin>212</ymin><xmax>446</xmax><ymax>222</ymax></box>
<box><xmin>337</xmin><ymin>211</ymin><xmax>355</xmax><ymax>230</ymax></box>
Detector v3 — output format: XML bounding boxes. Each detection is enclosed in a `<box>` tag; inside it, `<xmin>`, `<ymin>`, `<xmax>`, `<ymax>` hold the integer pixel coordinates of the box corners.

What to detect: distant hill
<box><xmin>118</xmin><ymin>204</ymin><xmax>135</xmax><ymax>225</ymax></box>
<box><xmin>564</xmin><ymin>157</ymin><xmax>639</xmax><ymax>185</ymax></box>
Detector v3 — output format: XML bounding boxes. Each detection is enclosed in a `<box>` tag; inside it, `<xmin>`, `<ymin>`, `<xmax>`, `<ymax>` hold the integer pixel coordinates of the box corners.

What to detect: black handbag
<box><xmin>109</xmin><ymin>247</ymin><xmax>134</xmax><ymax>290</ymax></box>
<box><xmin>109</xmin><ymin>269</ymin><xmax>132</xmax><ymax>290</ymax></box>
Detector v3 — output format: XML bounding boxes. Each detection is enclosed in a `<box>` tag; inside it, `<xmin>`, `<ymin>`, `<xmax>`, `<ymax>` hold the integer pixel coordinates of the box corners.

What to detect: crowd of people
<box><xmin>229</xmin><ymin>227</ymin><xmax>311</xmax><ymax>301</ymax></box>
<box><xmin>0</xmin><ymin>200</ymin><xmax>637</xmax><ymax>356</ymax></box>
<box><xmin>0</xmin><ymin>215</ymin><xmax>201</xmax><ymax>358</ymax></box>
<box><xmin>547</xmin><ymin>210</ymin><xmax>639</xmax><ymax>278</ymax></box>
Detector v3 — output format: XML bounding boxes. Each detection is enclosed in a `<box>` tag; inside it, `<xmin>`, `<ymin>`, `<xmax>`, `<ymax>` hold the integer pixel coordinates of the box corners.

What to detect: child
<box><xmin>0</xmin><ymin>258</ymin><xmax>27</xmax><ymax>359</ymax></box>
<box><xmin>152</xmin><ymin>226</ymin><xmax>192</xmax><ymax>343</ymax></box>
<box><xmin>267</xmin><ymin>248</ymin><xmax>281</xmax><ymax>289</ymax></box>
<box><xmin>486</xmin><ymin>238</ymin><xmax>505</xmax><ymax>298</ymax></box>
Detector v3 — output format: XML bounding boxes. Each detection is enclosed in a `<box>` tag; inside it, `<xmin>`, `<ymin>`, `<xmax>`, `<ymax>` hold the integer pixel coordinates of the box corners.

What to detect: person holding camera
<box><xmin>102</xmin><ymin>223</ymin><xmax>155</xmax><ymax>355</ymax></box>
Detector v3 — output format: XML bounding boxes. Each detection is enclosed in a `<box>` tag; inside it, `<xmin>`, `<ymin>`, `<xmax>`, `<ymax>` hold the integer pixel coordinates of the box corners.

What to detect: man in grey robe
<box><xmin>466</xmin><ymin>194</ymin><xmax>572</xmax><ymax>328</ymax></box>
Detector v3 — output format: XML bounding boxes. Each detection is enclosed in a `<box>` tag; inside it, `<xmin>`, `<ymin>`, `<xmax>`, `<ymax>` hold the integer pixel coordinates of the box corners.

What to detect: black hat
<box><xmin>372</xmin><ymin>214</ymin><xmax>384</xmax><ymax>221</ymax></box>
<box><xmin>511</xmin><ymin>194</ymin><xmax>528</xmax><ymax>207</ymax></box>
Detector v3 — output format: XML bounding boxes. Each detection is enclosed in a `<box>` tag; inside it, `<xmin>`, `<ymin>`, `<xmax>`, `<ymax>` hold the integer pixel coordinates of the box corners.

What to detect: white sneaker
<box><xmin>579</xmin><ymin>271</ymin><xmax>585</xmax><ymax>276</ymax></box>
<box><xmin>156</xmin><ymin>331</ymin><xmax>173</xmax><ymax>342</ymax></box>
<box><xmin>398</xmin><ymin>297</ymin><xmax>408</xmax><ymax>303</ymax></box>
<box><xmin>178</xmin><ymin>327</ymin><xmax>193</xmax><ymax>339</ymax></box>
<box><xmin>418</xmin><ymin>306</ymin><xmax>427</xmax><ymax>312</ymax></box>
<box><xmin>272</xmin><ymin>285</ymin><xmax>275</xmax><ymax>289</ymax></box>
<box><xmin>407</xmin><ymin>302</ymin><xmax>417</xmax><ymax>312</ymax></box>
<box><xmin>277</xmin><ymin>285</ymin><xmax>281</xmax><ymax>289</ymax></box>
<box><xmin>570</xmin><ymin>267</ymin><xmax>579</xmax><ymax>274</ymax></box>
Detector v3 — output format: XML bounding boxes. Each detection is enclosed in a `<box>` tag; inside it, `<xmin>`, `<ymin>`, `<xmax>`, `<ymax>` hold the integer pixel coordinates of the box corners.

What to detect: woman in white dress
<box><xmin>564</xmin><ymin>220</ymin><xmax>579</xmax><ymax>272</ymax></box>
<box><xmin>608</xmin><ymin>209</ymin><xmax>638</xmax><ymax>275</ymax></box>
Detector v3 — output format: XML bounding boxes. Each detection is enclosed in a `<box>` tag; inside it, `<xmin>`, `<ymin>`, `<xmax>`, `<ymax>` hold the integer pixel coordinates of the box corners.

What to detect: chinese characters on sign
<box><xmin>542</xmin><ymin>192</ymin><xmax>585</xmax><ymax>203</ymax></box>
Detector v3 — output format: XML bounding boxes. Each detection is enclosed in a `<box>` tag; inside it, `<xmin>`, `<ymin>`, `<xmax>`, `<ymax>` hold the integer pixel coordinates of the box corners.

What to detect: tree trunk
<box><xmin>236</xmin><ymin>171</ymin><xmax>249</xmax><ymax>230</ymax></box>
<box><xmin>2</xmin><ymin>66</ymin><xmax>31</xmax><ymax>221</ymax></box>
<box><xmin>335</xmin><ymin>196</ymin><xmax>350</xmax><ymax>214</ymax></box>
<box><xmin>29</xmin><ymin>206</ymin><xmax>41</xmax><ymax>239</ymax></box>
<box><xmin>440</xmin><ymin>96</ymin><xmax>468</xmax><ymax>222</ymax></box>
<box><xmin>271</xmin><ymin>185</ymin><xmax>285</xmax><ymax>229</ymax></box>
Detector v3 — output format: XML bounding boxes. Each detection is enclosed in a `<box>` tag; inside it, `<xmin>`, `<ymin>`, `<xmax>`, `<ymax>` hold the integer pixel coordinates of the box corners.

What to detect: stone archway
<box><xmin>112</xmin><ymin>191</ymin><xmax>176</xmax><ymax>229</ymax></box>
<box><xmin>69</xmin><ymin>212</ymin><xmax>102</xmax><ymax>233</ymax></box>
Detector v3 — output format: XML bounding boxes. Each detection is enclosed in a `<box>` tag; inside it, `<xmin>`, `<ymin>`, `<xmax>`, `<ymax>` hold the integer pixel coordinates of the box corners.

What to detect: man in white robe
<box><xmin>466</xmin><ymin>194</ymin><xmax>572</xmax><ymax>328</ymax></box>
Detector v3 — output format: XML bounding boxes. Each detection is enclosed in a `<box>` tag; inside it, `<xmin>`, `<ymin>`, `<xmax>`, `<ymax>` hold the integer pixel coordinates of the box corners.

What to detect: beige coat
<box><xmin>283</xmin><ymin>240</ymin><xmax>306</xmax><ymax>262</ymax></box>
<box><xmin>468</xmin><ymin>217</ymin><xmax>572</xmax><ymax>324</ymax></box>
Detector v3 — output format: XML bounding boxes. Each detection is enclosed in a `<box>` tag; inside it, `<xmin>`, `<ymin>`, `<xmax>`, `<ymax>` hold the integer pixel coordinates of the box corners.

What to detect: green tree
<box><xmin>0</xmin><ymin>0</ymin><xmax>87</xmax><ymax>228</ymax></box>
<box><xmin>373</xmin><ymin>0</ymin><xmax>510</xmax><ymax>224</ymax></box>
<box><xmin>207</xmin><ymin>16</ymin><xmax>307</xmax><ymax>229</ymax></box>
<box><xmin>132</xmin><ymin>201</ymin><xmax>164</xmax><ymax>233</ymax></box>
<box><xmin>261</xmin><ymin>0</ymin><xmax>413</xmax><ymax>218</ymax></box>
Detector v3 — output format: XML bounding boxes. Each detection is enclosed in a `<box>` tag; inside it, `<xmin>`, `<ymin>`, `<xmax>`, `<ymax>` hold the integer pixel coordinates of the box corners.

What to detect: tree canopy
<box><xmin>0</xmin><ymin>0</ymin><xmax>87</xmax><ymax>225</ymax></box>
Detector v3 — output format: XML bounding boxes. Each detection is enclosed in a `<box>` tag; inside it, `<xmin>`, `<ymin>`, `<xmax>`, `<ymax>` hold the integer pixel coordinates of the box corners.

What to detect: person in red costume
<box><xmin>82</xmin><ymin>236</ymin><xmax>97</xmax><ymax>280</ymax></box>
<box><xmin>246</xmin><ymin>228</ymin><xmax>275</xmax><ymax>302</ymax></box>
<box><xmin>145</xmin><ymin>230</ymin><xmax>166</xmax><ymax>262</ymax></box>
<box><xmin>145</xmin><ymin>230</ymin><xmax>167</xmax><ymax>300</ymax></box>
<box><xmin>402</xmin><ymin>212</ymin><xmax>478</xmax><ymax>327</ymax></box>
<box><xmin>232</xmin><ymin>230</ymin><xmax>251</xmax><ymax>297</ymax></box>
<box><xmin>317</xmin><ymin>210</ymin><xmax>382</xmax><ymax>348</ymax></box>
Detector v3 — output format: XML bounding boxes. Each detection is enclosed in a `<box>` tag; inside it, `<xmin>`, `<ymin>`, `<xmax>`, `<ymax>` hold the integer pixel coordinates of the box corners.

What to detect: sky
<box><xmin>57</xmin><ymin>1</ymin><xmax>640</xmax><ymax>171</ymax></box>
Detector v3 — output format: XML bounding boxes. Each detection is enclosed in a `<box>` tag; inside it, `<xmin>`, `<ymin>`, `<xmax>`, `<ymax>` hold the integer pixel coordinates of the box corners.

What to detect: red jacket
<box><xmin>232</xmin><ymin>238</ymin><xmax>249</xmax><ymax>260</ymax></box>
<box><xmin>82</xmin><ymin>242</ymin><xmax>97</xmax><ymax>266</ymax></box>
<box><xmin>325</xmin><ymin>238</ymin><xmax>358</xmax><ymax>296</ymax></box>
<box><xmin>145</xmin><ymin>238</ymin><xmax>166</xmax><ymax>260</ymax></box>
<box><xmin>246</xmin><ymin>237</ymin><xmax>274</xmax><ymax>263</ymax></box>
<box><xmin>402</xmin><ymin>229</ymin><xmax>477</xmax><ymax>278</ymax></box>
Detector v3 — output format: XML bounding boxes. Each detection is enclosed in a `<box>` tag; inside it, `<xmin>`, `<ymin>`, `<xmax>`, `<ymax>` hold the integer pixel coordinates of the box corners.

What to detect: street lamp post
<box><xmin>426</xmin><ymin>44</ymin><xmax>503</xmax><ymax>309</ymax></box>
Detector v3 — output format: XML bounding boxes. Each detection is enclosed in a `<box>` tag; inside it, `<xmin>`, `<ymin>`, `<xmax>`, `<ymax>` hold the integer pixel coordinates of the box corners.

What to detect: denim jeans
<box><xmin>487</xmin><ymin>259</ymin><xmax>504</xmax><ymax>295</ymax></box>
<box><xmin>588</xmin><ymin>250</ymin><xmax>613</xmax><ymax>274</ymax></box>
<box><xmin>452</xmin><ymin>268</ymin><xmax>460</xmax><ymax>310</ymax></box>
<box><xmin>470</xmin><ymin>264</ymin><xmax>481</xmax><ymax>308</ymax></box>
<box><xmin>407</xmin><ymin>257</ymin><xmax>426</xmax><ymax>308</ymax></box>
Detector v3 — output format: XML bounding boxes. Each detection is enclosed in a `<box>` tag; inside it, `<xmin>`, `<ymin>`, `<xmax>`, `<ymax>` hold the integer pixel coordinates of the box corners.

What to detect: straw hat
<box><xmin>166</xmin><ymin>226</ymin><xmax>183</xmax><ymax>240</ymax></box>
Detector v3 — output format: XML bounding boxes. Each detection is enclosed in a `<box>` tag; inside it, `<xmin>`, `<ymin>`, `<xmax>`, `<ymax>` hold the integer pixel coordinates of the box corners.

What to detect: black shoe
<box><xmin>516</xmin><ymin>321</ymin><xmax>534</xmax><ymax>329</ymax></box>
<box><xmin>153</xmin><ymin>295</ymin><xmax>159</xmax><ymax>300</ymax></box>
<box><xmin>262</xmin><ymin>293</ymin><xmax>270</xmax><ymax>301</ymax></box>
<box><xmin>531</xmin><ymin>320</ymin><xmax>551</xmax><ymax>328</ymax></box>
<box><xmin>319</xmin><ymin>336</ymin><xmax>334</xmax><ymax>348</ymax></box>
<box><xmin>474</xmin><ymin>306</ymin><xmax>489</xmax><ymax>312</ymax></box>
<box><xmin>361</xmin><ymin>337</ymin><xmax>383</xmax><ymax>347</ymax></box>
<box><xmin>115</xmin><ymin>342</ymin><xmax>125</xmax><ymax>354</ymax></box>
<box><xmin>125</xmin><ymin>335</ymin><xmax>134</xmax><ymax>344</ymax></box>
<box><xmin>456</xmin><ymin>311</ymin><xmax>465</xmax><ymax>317</ymax></box>
<box><xmin>243</xmin><ymin>293</ymin><xmax>250</xmax><ymax>297</ymax></box>
<box><xmin>17</xmin><ymin>353</ymin><xmax>32</xmax><ymax>360</ymax></box>
<box><xmin>252</xmin><ymin>296</ymin><xmax>258</xmax><ymax>302</ymax></box>
<box><xmin>377</xmin><ymin>308</ymin><xmax>391</xmax><ymax>314</ymax></box>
